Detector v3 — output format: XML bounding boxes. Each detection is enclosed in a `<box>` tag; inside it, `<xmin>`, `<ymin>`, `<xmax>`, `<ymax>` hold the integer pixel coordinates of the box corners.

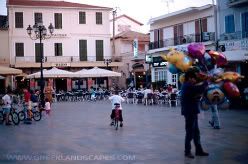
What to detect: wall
<box><xmin>110</xmin><ymin>16</ymin><xmax>142</xmax><ymax>36</ymax></box>
<box><xmin>0</xmin><ymin>29</ymin><xmax>9</xmax><ymax>65</ymax></box>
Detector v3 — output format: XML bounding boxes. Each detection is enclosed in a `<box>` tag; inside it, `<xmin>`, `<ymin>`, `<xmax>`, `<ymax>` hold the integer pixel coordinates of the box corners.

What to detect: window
<box><xmin>242</xmin><ymin>12</ymin><xmax>248</xmax><ymax>38</ymax></box>
<box><xmin>55</xmin><ymin>13</ymin><xmax>62</xmax><ymax>29</ymax></box>
<box><xmin>15</xmin><ymin>12</ymin><xmax>23</xmax><ymax>28</ymax></box>
<box><xmin>15</xmin><ymin>43</ymin><xmax>24</xmax><ymax>57</ymax></box>
<box><xmin>225</xmin><ymin>15</ymin><xmax>235</xmax><ymax>33</ymax></box>
<box><xmin>34</xmin><ymin>13</ymin><xmax>42</xmax><ymax>24</ymax></box>
<box><xmin>35</xmin><ymin>43</ymin><xmax>44</xmax><ymax>63</ymax></box>
<box><xmin>154</xmin><ymin>68</ymin><xmax>167</xmax><ymax>82</ymax></box>
<box><xmin>172</xmin><ymin>74</ymin><xmax>177</xmax><ymax>84</ymax></box>
<box><xmin>79</xmin><ymin>12</ymin><xmax>86</xmax><ymax>24</ymax></box>
<box><xmin>54</xmin><ymin>43</ymin><xmax>63</xmax><ymax>56</ymax></box>
<box><xmin>96</xmin><ymin>12</ymin><xmax>102</xmax><ymax>24</ymax></box>
<box><xmin>79</xmin><ymin>40</ymin><xmax>87</xmax><ymax>61</ymax></box>
<box><xmin>96</xmin><ymin>40</ymin><xmax>103</xmax><ymax>61</ymax></box>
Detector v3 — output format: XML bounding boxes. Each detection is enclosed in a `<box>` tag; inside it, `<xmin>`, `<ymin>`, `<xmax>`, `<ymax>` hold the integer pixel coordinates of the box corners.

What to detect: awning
<box><xmin>0</xmin><ymin>66</ymin><xmax>22</xmax><ymax>75</ymax></box>
<box><xmin>76</xmin><ymin>67</ymin><xmax>121</xmax><ymax>78</ymax></box>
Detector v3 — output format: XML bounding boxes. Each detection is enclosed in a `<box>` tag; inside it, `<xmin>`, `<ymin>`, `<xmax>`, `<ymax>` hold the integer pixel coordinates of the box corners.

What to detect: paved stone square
<box><xmin>0</xmin><ymin>101</ymin><xmax>248</xmax><ymax>164</ymax></box>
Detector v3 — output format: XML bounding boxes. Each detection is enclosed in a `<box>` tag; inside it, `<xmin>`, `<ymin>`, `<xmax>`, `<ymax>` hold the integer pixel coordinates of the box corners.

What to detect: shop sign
<box><xmin>222</xmin><ymin>39</ymin><xmax>248</xmax><ymax>51</ymax></box>
<box><xmin>52</xmin><ymin>63</ymin><xmax>71</xmax><ymax>67</ymax></box>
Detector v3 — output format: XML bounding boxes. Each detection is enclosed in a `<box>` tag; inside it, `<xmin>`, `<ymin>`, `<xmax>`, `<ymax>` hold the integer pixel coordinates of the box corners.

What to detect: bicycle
<box><xmin>18</xmin><ymin>103</ymin><xmax>42</xmax><ymax>122</ymax></box>
<box><xmin>113</xmin><ymin>103</ymin><xmax>121</xmax><ymax>130</ymax></box>
<box><xmin>0</xmin><ymin>106</ymin><xmax>20</xmax><ymax>125</ymax></box>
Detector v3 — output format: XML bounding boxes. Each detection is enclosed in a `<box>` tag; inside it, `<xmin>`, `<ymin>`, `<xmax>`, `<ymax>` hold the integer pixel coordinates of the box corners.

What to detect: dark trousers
<box><xmin>184</xmin><ymin>115</ymin><xmax>203</xmax><ymax>154</ymax></box>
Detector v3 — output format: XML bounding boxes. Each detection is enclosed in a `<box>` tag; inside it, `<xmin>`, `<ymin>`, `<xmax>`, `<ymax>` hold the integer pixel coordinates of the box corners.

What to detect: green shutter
<box><xmin>15</xmin><ymin>12</ymin><xmax>23</xmax><ymax>28</ymax></box>
<box><xmin>35</xmin><ymin>43</ymin><xmax>43</xmax><ymax>63</ymax></box>
<box><xmin>96</xmin><ymin>40</ymin><xmax>103</xmax><ymax>61</ymax></box>
<box><xmin>79</xmin><ymin>40</ymin><xmax>87</xmax><ymax>61</ymax></box>
<box><xmin>15</xmin><ymin>43</ymin><xmax>24</xmax><ymax>57</ymax></box>
<box><xmin>79</xmin><ymin>12</ymin><xmax>86</xmax><ymax>24</ymax></box>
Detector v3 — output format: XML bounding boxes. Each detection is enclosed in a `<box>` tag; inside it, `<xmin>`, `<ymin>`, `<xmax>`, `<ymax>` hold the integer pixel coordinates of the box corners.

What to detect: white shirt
<box><xmin>45</xmin><ymin>102</ymin><xmax>51</xmax><ymax>111</ymax></box>
<box><xmin>143</xmin><ymin>89</ymin><xmax>152</xmax><ymax>98</ymax></box>
<box><xmin>2</xmin><ymin>94</ymin><xmax>11</xmax><ymax>108</ymax></box>
<box><xmin>109</xmin><ymin>95</ymin><xmax>125</xmax><ymax>110</ymax></box>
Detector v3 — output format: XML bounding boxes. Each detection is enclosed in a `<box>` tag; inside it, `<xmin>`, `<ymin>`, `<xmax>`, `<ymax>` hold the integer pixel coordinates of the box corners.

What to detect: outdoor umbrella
<box><xmin>0</xmin><ymin>66</ymin><xmax>22</xmax><ymax>75</ymax></box>
<box><xmin>81</xmin><ymin>67</ymin><xmax>121</xmax><ymax>78</ymax></box>
<box><xmin>26</xmin><ymin>67</ymin><xmax>75</xmax><ymax>78</ymax></box>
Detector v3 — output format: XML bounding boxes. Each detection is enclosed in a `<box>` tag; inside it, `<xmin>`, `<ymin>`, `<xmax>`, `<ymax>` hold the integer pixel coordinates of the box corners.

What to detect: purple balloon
<box><xmin>187</xmin><ymin>43</ymin><xmax>206</xmax><ymax>60</ymax></box>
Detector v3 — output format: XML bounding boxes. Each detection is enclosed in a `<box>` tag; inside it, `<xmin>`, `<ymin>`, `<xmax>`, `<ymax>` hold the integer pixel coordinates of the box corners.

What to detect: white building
<box><xmin>147</xmin><ymin>4</ymin><xmax>216</xmax><ymax>88</ymax></box>
<box><xmin>110</xmin><ymin>14</ymin><xmax>143</xmax><ymax>36</ymax></box>
<box><xmin>217</xmin><ymin>0</ymin><xmax>248</xmax><ymax>88</ymax></box>
<box><xmin>7</xmin><ymin>0</ymin><xmax>122</xmax><ymax>91</ymax></box>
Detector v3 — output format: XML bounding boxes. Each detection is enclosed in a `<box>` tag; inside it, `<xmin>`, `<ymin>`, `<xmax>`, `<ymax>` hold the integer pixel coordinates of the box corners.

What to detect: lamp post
<box><xmin>26</xmin><ymin>22</ymin><xmax>54</xmax><ymax>107</ymax></box>
<box><xmin>104</xmin><ymin>59</ymin><xmax>112</xmax><ymax>89</ymax></box>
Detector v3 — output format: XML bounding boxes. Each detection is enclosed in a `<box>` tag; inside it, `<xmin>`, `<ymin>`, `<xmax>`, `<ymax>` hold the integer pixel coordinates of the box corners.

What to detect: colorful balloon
<box><xmin>208</xmin><ymin>50</ymin><xmax>227</xmax><ymax>67</ymax></box>
<box><xmin>175</xmin><ymin>56</ymin><xmax>193</xmax><ymax>72</ymax></box>
<box><xmin>220</xmin><ymin>72</ymin><xmax>244</xmax><ymax>83</ymax></box>
<box><xmin>223</xmin><ymin>82</ymin><xmax>240</xmax><ymax>97</ymax></box>
<box><xmin>161</xmin><ymin>50</ymin><xmax>184</xmax><ymax>65</ymax></box>
<box><xmin>206</xmin><ymin>85</ymin><xmax>225</xmax><ymax>105</ymax></box>
<box><xmin>187</xmin><ymin>43</ymin><xmax>206</xmax><ymax>60</ymax></box>
<box><xmin>202</xmin><ymin>53</ymin><xmax>214</xmax><ymax>71</ymax></box>
<box><xmin>168</xmin><ymin>63</ymin><xmax>180</xmax><ymax>74</ymax></box>
<box><xmin>179</xmin><ymin>74</ymin><xmax>185</xmax><ymax>84</ymax></box>
<box><xmin>209</xmin><ymin>68</ymin><xmax>224</xmax><ymax>77</ymax></box>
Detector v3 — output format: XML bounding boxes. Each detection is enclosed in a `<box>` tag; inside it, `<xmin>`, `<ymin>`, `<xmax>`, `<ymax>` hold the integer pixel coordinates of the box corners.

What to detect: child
<box><xmin>109</xmin><ymin>90</ymin><xmax>125</xmax><ymax>127</ymax></box>
<box><xmin>2</xmin><ymin>89</ymin><xmax>12</xmax><ymax>125</ymax></box>
<box><xmin>45</xmin><ymin>98</ymin><xmax>51</xmax><ymax>116</ymax></box>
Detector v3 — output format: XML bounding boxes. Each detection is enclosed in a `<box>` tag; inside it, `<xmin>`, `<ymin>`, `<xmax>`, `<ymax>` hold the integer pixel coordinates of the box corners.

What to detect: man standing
<box><xmin>181</xmin><ymin>69</ymin><xmax>209</xmax><ymax>159</ymax></box>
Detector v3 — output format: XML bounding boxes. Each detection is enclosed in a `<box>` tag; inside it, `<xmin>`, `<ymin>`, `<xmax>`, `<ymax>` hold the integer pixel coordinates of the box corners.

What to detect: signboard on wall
<box><xmin>51</xmin><ymin>63</ymin><xmax>71</xmax><ymax>67</ymax></box>
<box><xmin>133</xmin><ymin>39</ymin><xmax>138</xmax><ymax>58</ymax></box>
<box><xmin>152</xmin><ymin>56</ymin><xmax>167</xmax><ymax>67</ymax></box>
<box><xmin>220</xmin><ymin>39</ymin><xmax>248</xmax><ymax>51</ymax></box>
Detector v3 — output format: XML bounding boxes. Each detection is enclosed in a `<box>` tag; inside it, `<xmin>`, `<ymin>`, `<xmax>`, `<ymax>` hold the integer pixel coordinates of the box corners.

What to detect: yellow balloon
<box><xmin>220</xmin><ymin>72</ymin><xmax>244</xmax><ymax>83</ymax></box>
<box><xmin>161</xmin><ymin>50</ymin><xmax>185</xmax><ymax>65</ymax></box>
<box><xmin>179</xmin><ymin>74</ymin><xmax>185</xmax><ymax>84</ymax></box>
<box><xmin>175</xmin><ymin>56</ymin><xmax>193</xmax><ymax>72</ymax></box>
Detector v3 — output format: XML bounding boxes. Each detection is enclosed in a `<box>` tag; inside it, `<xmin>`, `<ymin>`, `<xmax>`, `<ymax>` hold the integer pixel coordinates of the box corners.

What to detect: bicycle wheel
<box><xmin>0</xmin><ymin>111</ymin><xmax>4</xmax><ymax>124</ymax></box>
<box><xmin>33</xmin><ymin>111</ymin><xmax>42</xmax><ymax>121</ymax></box>
<box><xmin>18</xmin><ymin>111</ymin><xmax>25</xmax><ymax>121</ymax></box>
<box><xmin>10</xmin><ymin>112</ymin><xmax>20</xmax><ymax>125</ymax></box>
<box><xmin>115</xmin><ymin>119</ymin><xmax>118</xmax><ymax>130</ymax></box>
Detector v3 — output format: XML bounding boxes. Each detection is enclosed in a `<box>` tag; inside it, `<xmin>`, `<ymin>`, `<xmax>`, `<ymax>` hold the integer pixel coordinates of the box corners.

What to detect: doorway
<box><xmin>55</xmin><ymin>79</ymin><xmax>67</xmax><ymax>92</ymax></box>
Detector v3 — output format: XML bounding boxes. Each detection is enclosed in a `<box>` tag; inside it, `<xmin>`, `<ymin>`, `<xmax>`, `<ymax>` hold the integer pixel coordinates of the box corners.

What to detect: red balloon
<box><xmin>223</xmin><ymin>82</ymin><xmax>240</xmax><ymax>97</ymax></box>
<box><xmin>187</xmin><ymin>43</ymin><xmax>205</xmax><ymax>60</ymax></box>
<box><xmin>208</xmin><ymin>50</ymin><xmax>227</xmax><ymax>67</ymax></box>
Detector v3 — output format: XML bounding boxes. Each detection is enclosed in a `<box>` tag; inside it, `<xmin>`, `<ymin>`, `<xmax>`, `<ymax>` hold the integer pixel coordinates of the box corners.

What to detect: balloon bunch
<box><xmin>161</xmin><ymin>43</ymin><xmax>244</xmax><ymax>110</ymax></box>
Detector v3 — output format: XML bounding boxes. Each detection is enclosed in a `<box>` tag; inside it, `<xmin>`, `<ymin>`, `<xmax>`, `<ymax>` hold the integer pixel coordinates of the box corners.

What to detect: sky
<box><xmin>0</xmin><ymin>0</ymin><xmax>214</xmax><ymax>32</ymax></box>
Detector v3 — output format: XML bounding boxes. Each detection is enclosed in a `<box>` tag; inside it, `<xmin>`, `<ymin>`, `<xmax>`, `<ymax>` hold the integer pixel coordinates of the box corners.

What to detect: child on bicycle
<box><xmin>109</xmin><ymin>90</ymin><xmax>125</xmax><ymax>127</ymax></box>
<box><xmin>2</xmin><ymin>89</ymin><xmax>12</xmax><ymax>125</ymax></box>
<box><xmin>45</xmin><ymin>98</ymin><xmax>51</xmax><ymax>116</ymax></box>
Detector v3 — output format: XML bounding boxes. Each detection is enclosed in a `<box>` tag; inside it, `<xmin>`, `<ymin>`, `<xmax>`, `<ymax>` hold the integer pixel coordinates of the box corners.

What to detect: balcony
<box><xmin>149</xmin><ymin>32</ymin><xmax>215</xmax><ymax>50</ymax></box>
<box><xmin>228</xmin><ymin>0</ymin><xmax>248</xmax><ymax>7</ymax></box>
<box><xmin>220</xmin><ymin>31</ymin><xmax>248</xmax><ymax>41</ymax></box>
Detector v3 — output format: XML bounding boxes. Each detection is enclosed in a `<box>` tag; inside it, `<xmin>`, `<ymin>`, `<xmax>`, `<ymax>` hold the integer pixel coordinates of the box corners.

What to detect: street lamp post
<box><xmin>26</xmin><ymin>22</ymin><xmax>54</xmax><ymax>107</ymax></box>
<box><xmin>104</xmin><ymin>59</ymin><xmax>112</xmax><ymax>89</ymax></box>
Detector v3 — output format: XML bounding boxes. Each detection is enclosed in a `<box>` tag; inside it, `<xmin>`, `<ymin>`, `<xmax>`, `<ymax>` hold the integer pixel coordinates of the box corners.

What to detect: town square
<box><xmin>0</xmin><ymin>0</ymin><xmax>248</xmax><ymax>163</ymax></box>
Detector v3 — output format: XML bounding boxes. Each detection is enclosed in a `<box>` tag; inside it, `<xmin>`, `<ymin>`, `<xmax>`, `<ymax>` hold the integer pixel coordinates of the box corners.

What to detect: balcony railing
<box><xmin>149</xmin><ymin>32</ymin><xmax>215</xmax><ymax>50</ymax></box>
<box><xmin>228</xmin><ymin>0</ymin><xmax>248</xmax><ymax>7</ymax></box>
<box><xmin>15</xmin><ymin>55</ymin><xmax>112</xmax><ymax>63</ymax></box>
<box><xmin>220</xmin><ymin>31</ymin><xmax>248</xmax><ymax>41</ymax></box>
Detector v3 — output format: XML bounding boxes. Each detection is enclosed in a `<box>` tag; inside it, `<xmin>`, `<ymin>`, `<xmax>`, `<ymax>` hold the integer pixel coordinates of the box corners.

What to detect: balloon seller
<box><xmin>162</xmin><ymin>43</ymin><xmax>244</xmax><ymax>158</ymax></box>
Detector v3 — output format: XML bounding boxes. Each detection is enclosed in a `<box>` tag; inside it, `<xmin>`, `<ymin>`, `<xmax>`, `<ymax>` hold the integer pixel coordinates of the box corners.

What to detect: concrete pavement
<box><xmin>0</xmin><ymin>101</ymin><xmax>248</xmax><ymax>164</ymax></box>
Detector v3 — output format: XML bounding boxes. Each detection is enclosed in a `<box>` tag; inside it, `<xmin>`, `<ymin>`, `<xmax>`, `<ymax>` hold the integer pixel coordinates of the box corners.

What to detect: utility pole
<box><xmin>112</xmin><ymin>8</ymin><xmax>117</xmax><ymax>56</ymax></box>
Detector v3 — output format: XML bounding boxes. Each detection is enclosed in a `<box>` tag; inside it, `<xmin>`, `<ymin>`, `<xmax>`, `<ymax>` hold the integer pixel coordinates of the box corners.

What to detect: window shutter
<box><xmin>96</xmin><ymin>40</ymin><xmax>103</xmax><ymax>61</ymax></box>
<box><xmin>15</xmin><ymin>12</ymin><xmax>23</xmax><ymax>28</ymax></box>
<box><xmin>79</xmin><ymin>40</ymin><xmax>87</xmax><ymax>61</ymax></box>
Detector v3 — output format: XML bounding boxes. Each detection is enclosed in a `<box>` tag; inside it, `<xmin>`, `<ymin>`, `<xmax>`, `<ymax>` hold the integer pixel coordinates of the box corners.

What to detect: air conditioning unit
<box><xmin>202</xmin><ymin>32</ymin><xmax>211</xmax><ymax>41</ymax></box>
<box><xmin>182</xmin><ymin>35</ymin><xmax>193</xmax><ymax>44</ymax></box>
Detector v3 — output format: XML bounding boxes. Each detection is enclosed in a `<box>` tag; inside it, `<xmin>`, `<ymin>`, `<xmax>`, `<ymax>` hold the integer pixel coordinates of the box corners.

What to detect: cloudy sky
<box><xmin>0</xmin><ymin>0</ymin><xmax>214</xmax><ymax>32</ymax></box>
